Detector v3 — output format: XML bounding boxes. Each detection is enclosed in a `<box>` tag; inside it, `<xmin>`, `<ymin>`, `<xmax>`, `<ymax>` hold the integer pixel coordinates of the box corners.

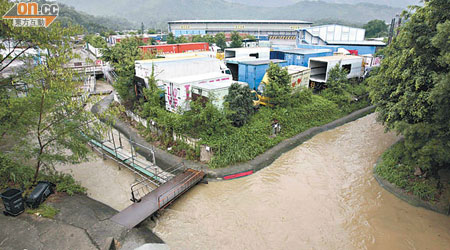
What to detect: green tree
<box><xmin>230</xmin><ymin>31</ymin><xmax>243</xmax><ymax>48</ymax></box>
<box><xmin>204</xmin><ymin>34</ymin><xmax>215</xmax><ymax>45</ymax></box>
<box><xmin>167</xmin><ymin>32</ymin><xmax>176</xmax><ymax>44</ymax></box>
<box><xmin>264</xmin><ymin>63</ymin><xmax>291</xmax><ymax>107</ymax></box>
<box><xmin>214</xmin><ymin>33</ymin><xmax>227</xmax><ymax>51</ymax></box>
<box><xmin>0</xmin><ymin>13</ymin><xmax>108</xmax><ymax>183</ymax></box>
<box><xmin>320</xmin><ymin>65</ymin><xmax>352</xmax><ymax>109</ymax></box>
<box><xmin>368</xmin><ymin>0</ymin><xmax>450</xmax><ymax>173</ymax></box>
<box><xmin>325</xmin><ymin>64</ymin><xmax>348</xmax><ymax>94</ymax></box>
<box><xmin>225</xmin><ymin>83</ymin><xmax>255</xmax><ymax>127</ymax></box>
<box><xmin>141</xmin><ymin>66</ymin><xmax>165</xmax><ymax>118</ymax></box>
<box><xmin>175</xmin><ymin>35</ymin><xmax>188</xmax><ymax>44</ymax></box>
<box><xmin>183</xmin><ymin>100</ymin><xmax>232</xmax><ymax>138</ymax></box>
<box><xmin>145</xmin><ymin>37</ymin><xmax>156</xmax><ymax>45</ymax></box>
<box><xmin>84</xmin><ymin>34</ymin><xmax>107</xmax><ymax>48</ymax></box>
<box><xmin>191</xmin><ymin>35</ymin><xmax>206</xmax><ymax>43</ymax></box>
<box><xmin>244</xmin><ymin>34</ymin><xmax>256</xmax><ymax>40</ymax></box>
<box><xmin>363</xmin><ymin>19</ymin><xmax>388</xmax><ymax>38</ymax></box>
<box><xmin>102</xmin><ymin>37</ymin><xmax>143</xmax><ymax>106</ymax></box>
<box><xmin>148</xmin><ymin>29</ymin><xmax>157</xmax><ymax>34</ymax></box>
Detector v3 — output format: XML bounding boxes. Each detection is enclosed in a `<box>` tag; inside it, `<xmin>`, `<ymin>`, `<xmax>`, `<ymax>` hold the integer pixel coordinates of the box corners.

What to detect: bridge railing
<box><xmin>157</xmin><ymin>169</ymin><xmax>203</xmax><ymax>209</ymax></box>
<box><xmin>130</xmin><ymin>177</ymin><xmax>156</xmax><ymax>202</ymax></box>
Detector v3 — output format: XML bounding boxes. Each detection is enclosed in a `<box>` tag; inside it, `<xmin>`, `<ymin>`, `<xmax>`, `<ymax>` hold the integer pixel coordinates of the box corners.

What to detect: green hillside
<box><xmin>57</xmin><ymin>3</ymin><xmax>134</xmax><ymax>33</ymax></box>
<box><xmin>56</xmin><ymin>0</ymin><xmax>402</xmax><ymax>28</ymax></box>
<box><xmin>227</xmin><ymin>0</ymin><xmax>419</xmax><ymax>8</ymax></box>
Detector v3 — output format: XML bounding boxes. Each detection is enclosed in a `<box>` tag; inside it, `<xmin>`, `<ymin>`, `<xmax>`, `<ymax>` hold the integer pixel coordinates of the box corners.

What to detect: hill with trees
<box><xmin>57</xmin><ymin>0</ymin><xmax>402</xmax><ymax>28</ymax></box>
<box><xmin>57</xmin><ymin>2</ymin><xmax>133</xmax><ymax>33</ymax></box>
<box><xmin>224</xmin><ymin>0</ymin><xmax>420</xmax><ymax>8</ymax></box>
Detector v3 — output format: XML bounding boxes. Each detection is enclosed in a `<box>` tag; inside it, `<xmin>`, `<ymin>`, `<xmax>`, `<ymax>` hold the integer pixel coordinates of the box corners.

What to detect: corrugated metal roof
<box><xmin>136</xmin><ymin>55</ymin><xmax>210</xmax><ymax>64</ymax></box>
<box><xmin>169</xmin><ymin>20</ymin><xmax>312</xmax><ymax>24</ymax></box>
<box><xmin>225</xmin><ymin>47</ymin><xmax>270</xmax><ymax>52</ymax></box>
<box><xmin>280</xmin><ymin>48</ymin><xmax>332</xmax><ymax>54</ymax></box>
<box><xmin>240</xmin><ymin>59</ymin><xmax>286</xmax><ymax>65</ymax></box>
<box><xmin>164</xmin><ymin>72</ymin><xmax>231</xmax><ymax>84</ymax></box>
<box><xmin>192</xmin><ymin>80</ymin><xmax>233</xmax><ymax>90</ymax></box>
<box><xmin>309</xmin><ymin>55</ymin><xmax>363</xmax><ymax>62</ymax></box>
<box><xmin>285</xmin><ymin>65</ymin><xmax>309</xmax><ymax>74</ymax></box>
<box><xmin>326</xmin><ymin>40</ymin><xmax>386</xmax><ymax>46</ymax></box>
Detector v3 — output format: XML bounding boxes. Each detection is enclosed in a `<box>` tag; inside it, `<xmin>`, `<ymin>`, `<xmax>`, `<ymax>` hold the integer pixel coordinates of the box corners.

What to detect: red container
<box><xmin>139</xmin><ymin>42</ymin><xmax>209</xmax><ymax>55</ymax></box>
<box><xmin>176</xmin><ymin>43</ymin><xmax>209</xmax><ymax>53</ymax></box>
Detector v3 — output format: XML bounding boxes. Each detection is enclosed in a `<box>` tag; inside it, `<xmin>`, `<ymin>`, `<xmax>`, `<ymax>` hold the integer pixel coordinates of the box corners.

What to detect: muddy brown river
<box><xmin>153</xmin><ymin>114</ymin><xmax>450</xmax><ymax>250</ymax></box>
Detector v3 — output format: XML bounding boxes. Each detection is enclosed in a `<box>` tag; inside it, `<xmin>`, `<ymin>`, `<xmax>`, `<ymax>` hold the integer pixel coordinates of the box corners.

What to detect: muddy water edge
<box><xmin>152</xmin><ymin>113</ymin><xmax>450</xmax><ymax>250</ymax></box>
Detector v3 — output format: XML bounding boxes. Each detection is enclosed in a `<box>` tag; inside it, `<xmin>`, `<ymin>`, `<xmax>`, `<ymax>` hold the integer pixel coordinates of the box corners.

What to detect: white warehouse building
<box><xmin>168</xmin><ymin>20</ymin><xmax>312</xmax><ymax>40</ymax></box>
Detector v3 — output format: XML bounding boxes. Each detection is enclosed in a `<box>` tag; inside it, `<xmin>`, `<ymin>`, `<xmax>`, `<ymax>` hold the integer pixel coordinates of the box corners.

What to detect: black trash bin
<box><xmin>26</xmin><ymin>181</ymin><xmax>55</xmax><ymax>209</ymax></box>
<box><xmin>1</xmin><ymin>188</ymin><xmax>25</xmax><ymax>216</ymax></box>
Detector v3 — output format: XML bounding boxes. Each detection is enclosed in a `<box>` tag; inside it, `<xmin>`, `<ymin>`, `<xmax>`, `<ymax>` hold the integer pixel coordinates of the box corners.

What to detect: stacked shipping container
<box><xmin>140</xmin><ymin>43</ymin><xmax>209</xmax><ymax>55</ymax></box>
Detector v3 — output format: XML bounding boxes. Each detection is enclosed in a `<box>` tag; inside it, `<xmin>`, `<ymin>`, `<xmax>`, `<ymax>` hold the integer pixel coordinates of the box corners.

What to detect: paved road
<box><xmin>0</xmin><ymin>194</ymin><xmax>164</xmax><ymax>250</ymax></box>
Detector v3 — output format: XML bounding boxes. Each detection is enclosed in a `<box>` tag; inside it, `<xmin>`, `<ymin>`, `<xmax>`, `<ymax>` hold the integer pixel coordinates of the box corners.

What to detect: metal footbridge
<box><xmin>88</xmin><ymin>129</ymin><xmax>205</xmax><ymax>228</ymax></box>
<box><xmin>111</xmin><ymin>168</ymin><xmax>205</xmax><ymax>228</ymax></box>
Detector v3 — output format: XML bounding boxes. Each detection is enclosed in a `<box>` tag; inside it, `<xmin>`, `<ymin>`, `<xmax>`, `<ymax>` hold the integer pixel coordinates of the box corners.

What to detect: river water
<box><xmin>153</xmin><ymin>114</ymin><xmax>450</xmax><ymax>250</ymax></box>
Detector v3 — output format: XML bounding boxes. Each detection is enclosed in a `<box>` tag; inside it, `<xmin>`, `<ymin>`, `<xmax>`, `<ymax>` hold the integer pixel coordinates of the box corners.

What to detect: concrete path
<box><xmin>0</xmin><ymin>194</ymin><xmax>164</xmax><ymax>250</ymax></box>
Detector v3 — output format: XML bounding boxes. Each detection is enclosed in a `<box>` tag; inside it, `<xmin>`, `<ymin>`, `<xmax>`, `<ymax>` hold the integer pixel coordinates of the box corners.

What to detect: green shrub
<box><xmin>205</xmin><ymin>94</ymin><xmax>341</xmax><ymax>168</ymax></box>
<box><xmin>0</xmin><ymin>153</ymin><xmax>34</xmax><ymax>190</ymax></box>
<box><xmin>0</xmin><ymin>152</ymin><xmax>85</xmax><ymax>195</ymax></box>
<box><xmin>42</xmin><ymin>172</ymin><xmax>86</xmax><ymax>196</ymax></box>
<box><xmin>376</xmin><ymin>141</ymin><xmax>440</xmax><ymax>201</ymax></box>
<box><xmin>411</xmin><ymin>180</ymin><xmax>438</xmax><ymax>201</ymax></box>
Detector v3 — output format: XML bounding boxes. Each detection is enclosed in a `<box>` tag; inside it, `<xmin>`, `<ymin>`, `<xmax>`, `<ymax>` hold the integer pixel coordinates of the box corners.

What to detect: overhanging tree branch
<box><xmin>0</xmin><ymin>46</ymin><xmax>31</xmax><ymax>73</ymax></box>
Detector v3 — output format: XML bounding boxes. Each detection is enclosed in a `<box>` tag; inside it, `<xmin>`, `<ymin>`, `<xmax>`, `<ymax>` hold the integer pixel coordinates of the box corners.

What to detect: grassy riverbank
<box><xmin>375</xmin><ymin>141</ymin><xmax>450</xmax><ymax>207</ymax></box>
<box><xmin>126</xmin><ymin>82</ymin><xmax>370</xmax><ymax>169</ymax></box>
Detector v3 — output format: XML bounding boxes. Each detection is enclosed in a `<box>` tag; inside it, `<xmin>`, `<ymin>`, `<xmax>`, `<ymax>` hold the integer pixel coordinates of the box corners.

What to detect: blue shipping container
<box><xmin>271</xmin><ymin>48</ymin><xmax>333</xmax><ymax>67</ymax></box>
<box><xmin>238</xmin><ymin>59</ymin><xmax>288</xmax><ymax>90</ymax></box>
<box><xmin>270</xmin><ymin>51</ymin><xmax>285</xmax><ymax>60</ymax></box>
<box><xmin>284</xmin><ymin>49</ymin><xmax>333</xmax><ymax>67</ymax></box>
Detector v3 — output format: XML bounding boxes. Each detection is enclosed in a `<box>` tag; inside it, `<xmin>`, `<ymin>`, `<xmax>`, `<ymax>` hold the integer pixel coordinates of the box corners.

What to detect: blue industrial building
<box><xmin>270</xmin><ymin>48</ymin><xmax>333</xmax><ymax>67</ymax></box>
<box><xmin>295</xmin><ymin>25</ymin><xmax>386</xmax><ymax>55</ymax></box>
<box><xmin>236</xmin><ymin>59</ymin><xmax>288</xmax><ymax>90</ymax></box>
<box><xmin>168</xmin><ymin>20</ymin><xmax>312</xmax><ymax>38</ymax></box>
<box><xmin>296</xmin><ymin>43</ymin><xmax>380</xmax><ymax>56</ymax></box>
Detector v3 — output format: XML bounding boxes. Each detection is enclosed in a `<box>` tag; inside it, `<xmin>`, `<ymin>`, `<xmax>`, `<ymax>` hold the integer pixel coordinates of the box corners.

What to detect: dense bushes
<box><xmin>137</xmin><ymin>86</ymin><xmax>366</xmax><ymax>168</ymax></box>
<box><xmin>0</xmin><ymin>153</ymin><xmax>34</xmax><ymax>190</ymax></box>
<box><xmin>225</xmin><ymin>83</ymin><xmax>255</xmax><ymax>127</ymax></box>
<box><xmin>375</xmin><ymin>141</ymin><xmax>440</xmax><ymax>201</ymax></box>
<box><xmin>320</xmin><ymin>65</ymin><xmax>370</xmax><ymax>113</ymax></box>
<box><xmin>0</xmin><ymin>152</ymin><xmax>86</xmax><ymax>195</ymax></box>
<box><xmin>205</xmin><ymin>93</ymin><xmax>342</xmax><ymax>168</ymax></box>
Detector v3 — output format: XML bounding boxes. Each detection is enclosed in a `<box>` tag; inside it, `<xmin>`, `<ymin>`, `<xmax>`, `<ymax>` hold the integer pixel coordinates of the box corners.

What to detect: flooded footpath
<box><xmin>56</xmin><ymin>156</ymin><xmax>135</xmax><ymax>211</ymax></box>
<box><xmin>152</xmin><ymin>113</ymin><xmax>450</xmax><ymax>250</ymax></box>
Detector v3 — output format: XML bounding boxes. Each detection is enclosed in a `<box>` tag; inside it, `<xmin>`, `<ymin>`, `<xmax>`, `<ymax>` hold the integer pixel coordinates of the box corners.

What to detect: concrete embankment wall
<box><xmin>373</xmin><ymin>151</ymin><xmax>450</xmax><ymax>216</ymax></box>
<box><xmin>92</xmin><ymin>93</ymin><xmax>375</xmax><ymax>180</ymax></box>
